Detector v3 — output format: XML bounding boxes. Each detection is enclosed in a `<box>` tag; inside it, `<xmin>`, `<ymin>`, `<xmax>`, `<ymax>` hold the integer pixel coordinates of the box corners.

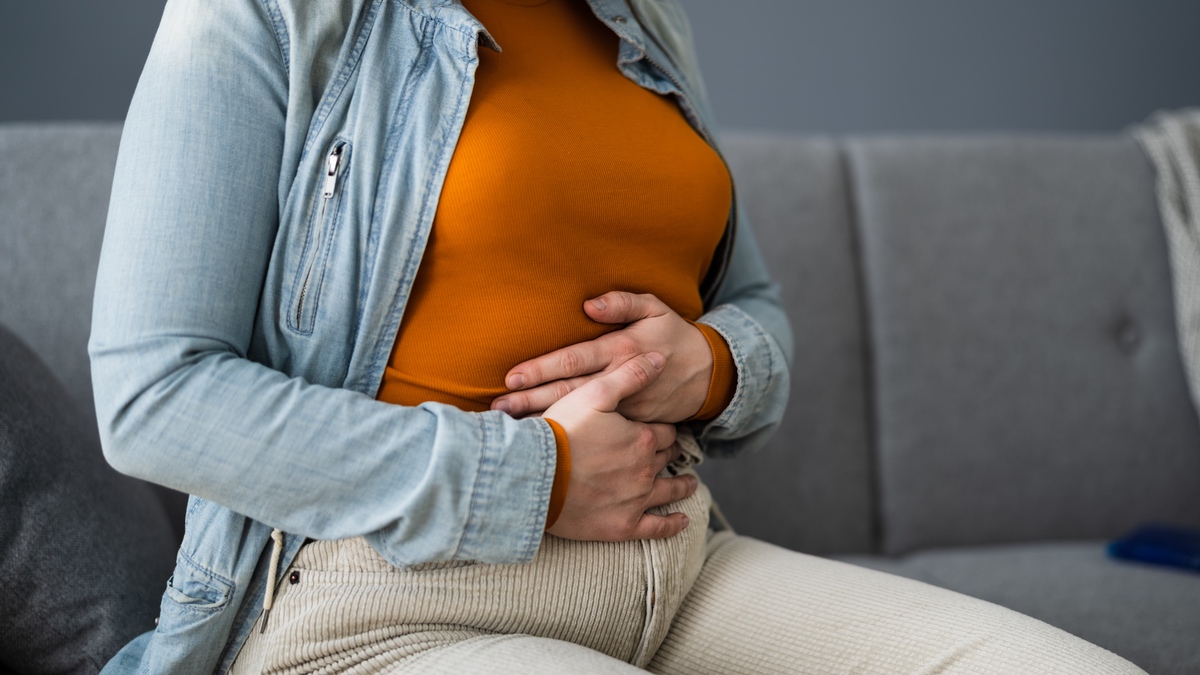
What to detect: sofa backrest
<box><xmin>0</xmin><ymin>124</ymin><xmax>118</xmax><ymax>431</ymax></box>
<box><xmin>703</xmin><ymin>132</ymin><xmax>1200</xmax><ymax>556</ymax></box>
<box><xmin>3</xmin><ymin>123</ymin><xmax>1199</xmax><ymax>557</ymax></box>
<box><xmin>696</xmin><ymin>135</ymin><xmax>877</xmax><ymax>555</ymax></box>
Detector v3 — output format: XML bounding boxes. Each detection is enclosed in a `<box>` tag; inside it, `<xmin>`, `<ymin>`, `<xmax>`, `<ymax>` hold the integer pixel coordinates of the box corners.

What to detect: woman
<box><xmin>91</xmin><ymin>0</ymin><xmax>1144</xmax><ymax>672</ymax></box>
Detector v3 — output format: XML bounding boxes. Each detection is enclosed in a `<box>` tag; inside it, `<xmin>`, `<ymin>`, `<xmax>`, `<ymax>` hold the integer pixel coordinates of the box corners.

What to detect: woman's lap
<box><xmin>232</xmin><ymin>529</ymin><xmax>1145</xmax><ymax>674</ymax></box>
<box><xmin>648</xmin><ymin>532</ymin><xmax>1144</xmax><ymax>675</ymax></box>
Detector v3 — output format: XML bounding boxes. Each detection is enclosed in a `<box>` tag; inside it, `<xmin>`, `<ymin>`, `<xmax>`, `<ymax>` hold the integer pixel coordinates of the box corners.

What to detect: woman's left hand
<box><xmin>490</xmin><ymin>291</ymin><xmax>713</xmax><ymax>424</ymax></box>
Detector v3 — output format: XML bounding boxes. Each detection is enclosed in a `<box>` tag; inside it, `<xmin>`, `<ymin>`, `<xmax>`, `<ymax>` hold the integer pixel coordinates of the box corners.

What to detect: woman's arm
<box><xmin>90</xmin><ymin>0</ymin><xmax>561</xmax><ymax>566</ymax></box>
<box><xmin>92</xmin><ymin>0</ymin><xmax>696</xmax><ymax>561</ymax></box>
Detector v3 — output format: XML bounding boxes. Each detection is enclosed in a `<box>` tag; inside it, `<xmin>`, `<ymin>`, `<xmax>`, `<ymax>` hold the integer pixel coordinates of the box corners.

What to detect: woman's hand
<box><xmin>544</xmin><ymin>352</ymin><xmax>697</xmax><ymax>541</ymax></box>
<box><xmin>491</xmin><ymin>292</ymin><xmax>713</xmax><ymax>423</ymax></box>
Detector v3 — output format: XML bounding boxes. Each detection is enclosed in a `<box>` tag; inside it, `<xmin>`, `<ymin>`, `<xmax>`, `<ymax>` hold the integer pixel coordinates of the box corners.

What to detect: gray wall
<box><xmin>3</xmin><ymin>0</ymin><xmax>1199</xmax><ymax>132</ymax></box>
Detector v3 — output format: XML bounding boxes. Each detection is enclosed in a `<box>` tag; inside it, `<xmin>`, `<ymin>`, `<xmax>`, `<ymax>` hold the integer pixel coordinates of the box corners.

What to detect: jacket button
<box><xmin>289</xmin><ymin>570</ymin><xmax>301</xmax><ymax>585</ymax></box>
<box><xmin>612</xmin><ymin>15</ymin><xmax>626</xmax><ymax>24</ymax></box>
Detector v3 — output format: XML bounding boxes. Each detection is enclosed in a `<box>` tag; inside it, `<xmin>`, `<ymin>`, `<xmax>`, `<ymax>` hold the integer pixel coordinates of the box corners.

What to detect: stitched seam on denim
<box><xmin>535</xmin><ymin>419</ymin><xmax>556</xmax><ymax>549</ymax></box>
<box><xmin>699</xmin><ymin>304</ymin><xmax>767</xmax><ymax>432</ymax></box>
<box><xmin>177</xmin><ymin>549</ymin><xmax>237</xmax><ymax>593</ymax></box>
<box><xmin>258</xmin><ymin>0</ymin><xmax>291</xmax><ymax>78</ymax></box>
<box><xmin>454</xmin><ymin>412</ymin><xmax>489</xmax><ymax>561</ymax></box>
<box><xmin>298</xmin><ymin>0</ymin><xmax>382</xmax><ymax>160</ymax></box>
<box><xmin>717</xmin><ymin>303</ymin><xmax>776</xmax><ymax>433</ymax></box>
<box><xmin>355</xmin><ymin>16</ymin><xmax>436</xmax><ymax>391</ymax></box>
<box><xmin>357</xmin><ymin>18</ymin><xmax>467</xmax><ymax>394</ymax></box>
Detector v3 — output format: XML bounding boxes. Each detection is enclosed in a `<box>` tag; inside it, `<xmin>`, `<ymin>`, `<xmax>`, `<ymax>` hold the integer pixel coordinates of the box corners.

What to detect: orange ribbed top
<box><xmin>375</xmin><ymin>0</ymin><xmax>733</xmax><ymax>418</ymax></box>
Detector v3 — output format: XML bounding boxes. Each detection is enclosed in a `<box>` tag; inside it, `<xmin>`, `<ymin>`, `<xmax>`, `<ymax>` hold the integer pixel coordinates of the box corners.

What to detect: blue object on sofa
<box><xmin>1</xmin><ymin>123</ymin><xmax>1198</xmax><ymax>674</ymax></box>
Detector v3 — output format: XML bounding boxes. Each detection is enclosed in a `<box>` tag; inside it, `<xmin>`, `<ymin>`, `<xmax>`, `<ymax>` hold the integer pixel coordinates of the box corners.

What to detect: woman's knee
<box><xmin>652</xmin><ymin>535</ymin><xmax>1144</xmax><ymax>675</ymax></box>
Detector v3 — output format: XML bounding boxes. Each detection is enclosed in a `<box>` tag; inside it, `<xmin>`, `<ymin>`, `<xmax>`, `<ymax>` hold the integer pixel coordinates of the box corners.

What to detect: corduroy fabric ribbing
<box><xmin>231</xmin><ymin>526</ymin><xmax>1147</xmax><ymax>675</ymax></box>
<box><xmin>648</xmin><ymin>534</ymin><xmax>1146</xmax><ymax>675</ymax></box>
<box><xmin>230</xmin><ymin>431</ymin><xmax>711</xmax><ymax>674</ymax></box>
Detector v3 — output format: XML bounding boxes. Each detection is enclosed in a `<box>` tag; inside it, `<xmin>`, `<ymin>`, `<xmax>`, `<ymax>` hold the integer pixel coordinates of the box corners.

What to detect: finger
<box><xmin>649</xmin><ymin>423</ymin><xmax>677</xmax><ymax>452</ymax></box>
<box><xmin>645</xmin><ymin>474</ymin><xmax>698</xmax><ymax>509</ymax></box>
<box><xmin>579</xmin><ymin>353</ymin><xmax>665</xmax><ymax>412</ymax></box>
<box><xmin>629</xmin><ymin>512</ymin><xmax>691</xmax><ymax>540</ymax></box>
<box><xmin>491</xmin><ymin>375</ymin><xmax>592</xmax><ymax>416</ymax></box>
<box><xmin>585</xmin><ymin>291</ymin><xmax>670</xmax><ymax>325</ymax></box>
<box><xmin>658</xmin><ymin>440</ymin><xmax>683</xmax><ymax>463</ymax></box>
<box><xmin>652</xmin><ymin>441</ymin><xmax>681</xmax><ymax>474</ymax></box>
<box><xmin>505</xmin><ymin>342</ymin><xmax>611</xmax><ymax>391</ymax></box>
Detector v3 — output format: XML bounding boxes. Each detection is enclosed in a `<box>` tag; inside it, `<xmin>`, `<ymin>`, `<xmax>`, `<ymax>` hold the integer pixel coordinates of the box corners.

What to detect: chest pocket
<box><xmin>288</xmin><ymin>138</ymin><xmax>352</xmax><ymax>335</ymax></box>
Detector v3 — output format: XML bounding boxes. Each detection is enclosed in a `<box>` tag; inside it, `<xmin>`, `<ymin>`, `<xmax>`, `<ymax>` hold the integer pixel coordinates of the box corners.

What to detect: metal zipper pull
<box><xmin>323</xmin><ymin>145</ymin><xmax>344</xmax><ymax>198</ymax></box>
<box><xmin>294</xmin><ymin>142</ymin><xmax>346</xmax><ymax>330</ymax></box>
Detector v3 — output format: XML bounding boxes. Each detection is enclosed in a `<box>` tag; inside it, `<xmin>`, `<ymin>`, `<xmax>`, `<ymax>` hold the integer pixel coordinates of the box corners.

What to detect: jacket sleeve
<box><xmin>694</xmin><ymin>197</ymin><xmax>795</xmax><ymax>457</ymax></box>
<box><xmin>89</xmin><ymin>0</ymin><xmax>555</xmax><ymax>567</ymax></box>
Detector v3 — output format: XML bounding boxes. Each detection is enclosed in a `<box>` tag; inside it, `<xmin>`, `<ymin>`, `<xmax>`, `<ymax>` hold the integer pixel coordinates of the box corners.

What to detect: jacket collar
<box><xmin>401</xmin><ymin>0</ymin><xmax>649</xmax><ymax>55</ymax></box>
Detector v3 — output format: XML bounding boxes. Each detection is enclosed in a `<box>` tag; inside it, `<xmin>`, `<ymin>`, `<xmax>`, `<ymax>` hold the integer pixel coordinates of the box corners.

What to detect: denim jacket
<box><xmin>90</xmin><ymin>0</ymin><xmax>792</xmax><ymax>672</ymax></box>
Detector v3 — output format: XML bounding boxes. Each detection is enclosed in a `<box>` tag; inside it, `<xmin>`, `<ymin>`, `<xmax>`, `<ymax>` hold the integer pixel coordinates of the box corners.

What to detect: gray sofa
<box><xmin>2</xmin><ymin>123</ymin><xmax>1198</xmax><ymax>674</ymax></box>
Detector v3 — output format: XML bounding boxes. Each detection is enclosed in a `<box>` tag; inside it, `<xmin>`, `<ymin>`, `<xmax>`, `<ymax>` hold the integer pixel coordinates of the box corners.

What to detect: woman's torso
<box><xmin>377</xmin><ymin>0</ymin><xmax>731</xmax><ymax>410</ymax></box>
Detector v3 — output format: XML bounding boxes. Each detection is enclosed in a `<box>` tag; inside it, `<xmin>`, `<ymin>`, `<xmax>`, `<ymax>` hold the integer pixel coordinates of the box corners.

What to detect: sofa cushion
<box><xmin>836</xmin><ymin>542</ymin><xmax>1200</xmax><ymax>675</ymax></box>
<box><xmin>698</xmin><ymin>133</ymin><xmax>875</xmax><ymax>555</ymax></box>
<box><xmin>848</xmin><ymin>136</ymin><xmax>1200</xmax><ymax>554</ymax></box>
<box><xmin>0</xmin><ymin>323</ymin><xmax>176</xmax><ymax>674</ymax></box>
<box><xmin>0</xmin><ymin>122</ymin><xmax>121</xmax><ymax>426</ymax></box>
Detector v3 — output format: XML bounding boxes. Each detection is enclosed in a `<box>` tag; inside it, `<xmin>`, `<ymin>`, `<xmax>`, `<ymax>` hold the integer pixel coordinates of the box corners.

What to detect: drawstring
<box><xmin>259</xmin><ymin>528</ymin><xmax>285</xmax><ymax>633</ymax></box>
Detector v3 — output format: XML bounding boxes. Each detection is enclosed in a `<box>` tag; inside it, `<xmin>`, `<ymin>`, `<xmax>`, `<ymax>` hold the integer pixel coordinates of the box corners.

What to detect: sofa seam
<box><xmin>839</xmin><ymin>141</ymin><xmax>885</xmax><ymax>557</ymax></box>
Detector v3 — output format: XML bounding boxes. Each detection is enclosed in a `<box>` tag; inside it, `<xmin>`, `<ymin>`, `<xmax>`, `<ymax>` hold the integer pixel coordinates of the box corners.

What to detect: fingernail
<box><xmin>589</xmin><ymin>298</ymin><xmax>606</xmax><ymax>311</ymax></box>
<box><xmin>681</xmin><ymin>515</ymin><xmax>690</xmax><ymax>528</ymax></box>
<box><xmin>646</xmin><ymin>352</ymin><xmax>665</xmax><ymax>369</ymax></box>
<box><xmin>688</xmin><ymin>475</ymin><xmax>698</xmax><ymax>489</ymax></box>
<box><xmin>507</xmin><ymin>374</ymin><xmax>525</xmax><ymax>389</ymax></box>
<box><xmin>494</xmin><ymin>400</ymin><xmax>512</xmax><ymax>415</ymax></box>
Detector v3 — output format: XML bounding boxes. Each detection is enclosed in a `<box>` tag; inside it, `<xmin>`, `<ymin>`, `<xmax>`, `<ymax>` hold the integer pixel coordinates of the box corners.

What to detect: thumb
<box><xmin>579</xmin><ymin>352</ymin><xmax>665</xmax><ymax>413</ymax></box>
<box><xmin>585</xmin><ymin>291</ymin><xmax>668</xmax><ymax>324</ymax></box>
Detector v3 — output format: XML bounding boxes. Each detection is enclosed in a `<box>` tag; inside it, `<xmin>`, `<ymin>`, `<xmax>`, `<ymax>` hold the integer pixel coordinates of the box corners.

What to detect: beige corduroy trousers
<box><xmin>230</xmin><ymin>439</ymin><xmax>1144</xmax><ymax>674</ymax></box>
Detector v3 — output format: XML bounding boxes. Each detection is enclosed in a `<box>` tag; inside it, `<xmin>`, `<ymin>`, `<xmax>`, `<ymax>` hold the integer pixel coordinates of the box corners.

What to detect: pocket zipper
<box><xmin>295</xmin><ymin>143</ymin><xmax>345</xmax><ymax>328</ymax></box>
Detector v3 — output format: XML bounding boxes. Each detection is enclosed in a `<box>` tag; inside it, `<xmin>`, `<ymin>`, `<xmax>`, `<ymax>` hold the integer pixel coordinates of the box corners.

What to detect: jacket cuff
<box><xmin>455</xmin><ymin>412</ymin><xmax>558</xmax><ymax>563</ymax></box>
<box><xmin>691</xmin><ymin>303</ymin><xmax>787</xmax><ymax>449</ymax></box>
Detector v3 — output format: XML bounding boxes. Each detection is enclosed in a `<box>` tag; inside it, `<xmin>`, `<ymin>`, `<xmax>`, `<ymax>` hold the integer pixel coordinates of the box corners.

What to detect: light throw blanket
<box><xmin>1134</xmin><ymin>110</ymin><xmax>1200</xmax><ymax>415</ymax></box>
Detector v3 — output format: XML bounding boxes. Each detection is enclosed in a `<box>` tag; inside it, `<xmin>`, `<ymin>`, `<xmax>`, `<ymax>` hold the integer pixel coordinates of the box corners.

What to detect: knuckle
<box><xmin>619</xmin><ymin>516</ymin><xmax>640</xmax><ymax>540</ymax></box>
<box><xmin>626</xmin><ymin>360</ymin><xmax>652</xmax><ymax>386</ymax></box>
<box><xmin>636</xmin><ymin>427</ymin><xmax>657</xmax><ymax>451</ymax></box>
<box><xmin>675</xmin><ymin>478</ymin><xmax>692</xmax><ymax>498</ymax></box>
<box><xmin>612</xmin><ymin>336</ymin><xmax>639</xmax><ymax>359</ymax></box>
<box><xmin>522</xmin><ymin>364</ymin><xmax>541</xmax><ymax>384</ymax></box>
<box><xmin>652</xmin><ymin>519</ymin><xmax>672</xmax><ymax>539</ymax></box>
<box><xmin>552</xmin><ymin>380</ymin><xmax>574</xmax><ymax>400</ymax></box>
<box><xmin>510</xmin><ymin>393</ymin><xmax>529</xmax><ymax>411</ymax></box>
<box><xmin>614</xmin><ymin>292</ymin><xmax>633</xmax><ymax>314</ymax></box>
<box><xmin>559</xmin><ymin>350</ymin><xmax>582</xmax><ymax>376</ymax></box>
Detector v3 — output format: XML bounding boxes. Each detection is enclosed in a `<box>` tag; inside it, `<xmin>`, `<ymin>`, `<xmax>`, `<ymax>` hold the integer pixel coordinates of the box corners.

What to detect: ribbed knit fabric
<box><xmin>543</xmin><ymin>417</ymin><xmax>570</xmax><ymax>528</ymax></box>
<box><xmin>375</xmin><ymin>0</ymin><xmax>734</xmax><ymax>415</ymax></box>
<box><xmin>230</xmin><ymin>431</ymin><xmax>712</xmax><ymax>674</ymax></box>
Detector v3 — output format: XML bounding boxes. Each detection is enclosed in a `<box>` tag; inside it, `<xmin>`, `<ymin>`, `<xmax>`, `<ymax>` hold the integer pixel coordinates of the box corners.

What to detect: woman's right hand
<box><xmin>543</xmin><ymin>352</ymin><xmax>699</xmax><ymax>542</ymax></box>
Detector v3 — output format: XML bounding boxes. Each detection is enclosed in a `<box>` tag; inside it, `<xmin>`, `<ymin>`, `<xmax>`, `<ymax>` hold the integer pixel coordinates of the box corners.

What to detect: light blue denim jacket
<box><xmin>91</xmin><ymin>0</ymin><xmax>792</xmax><ymax>672</ymax></box>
